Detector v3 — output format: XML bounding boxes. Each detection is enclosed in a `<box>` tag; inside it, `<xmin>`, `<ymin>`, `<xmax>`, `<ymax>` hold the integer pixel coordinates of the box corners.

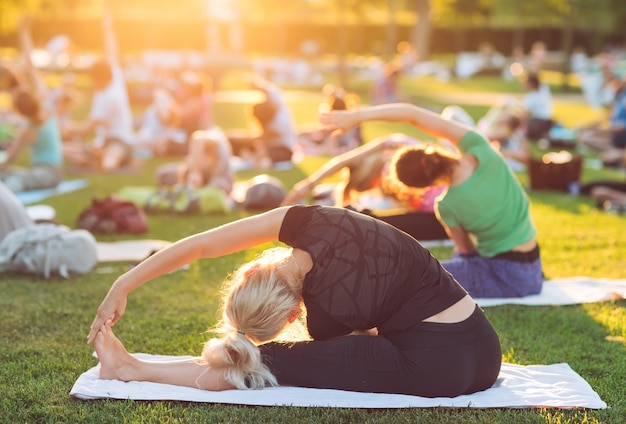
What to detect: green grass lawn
<box><xmin>1</xmin><ymin>72</ymin><xmax>625</xmax><ymax>423</ymax></box>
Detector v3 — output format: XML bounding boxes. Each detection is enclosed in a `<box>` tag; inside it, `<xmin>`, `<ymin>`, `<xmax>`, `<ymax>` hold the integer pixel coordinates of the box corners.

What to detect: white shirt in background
<box><xmin>523</xmin><ymin>84</ymin><xmax>553</xmax><ymax>120</ymax></box>
<box><xmin>89</xmin><ymin>65</ymin><xmax>136</xmax><ymax>147</ymax></box>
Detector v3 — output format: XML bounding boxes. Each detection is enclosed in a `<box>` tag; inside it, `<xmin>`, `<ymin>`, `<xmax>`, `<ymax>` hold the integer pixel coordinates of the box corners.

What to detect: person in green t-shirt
<box><xmin>320</xmin><ymin>102</ymin><xmax>543</xmax><ymax>298</ymax></box>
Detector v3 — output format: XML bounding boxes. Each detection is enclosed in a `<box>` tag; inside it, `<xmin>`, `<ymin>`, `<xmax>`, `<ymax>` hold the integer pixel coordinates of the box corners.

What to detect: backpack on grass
<box><xmin>76</xmin><ymin>195</ymin><xmax>148</xmax><ymax>234</ymax></box>
<box><xmin>0</xmin><ymin>224</ymin><xmax>98</xmax><ymax>279</ymax></box>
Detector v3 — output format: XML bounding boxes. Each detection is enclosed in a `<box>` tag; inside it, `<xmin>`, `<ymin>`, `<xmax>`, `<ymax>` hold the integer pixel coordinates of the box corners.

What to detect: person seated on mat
<box><xmin>53</xmin><ymin>84</ymin><xmax>83</xmax><ymax>144</ymax></box>
<box><xmin>588</xmin><ymin>184</ymin><xmax>626</xmax><ymax>212</ymax></box>
<box><xmin>477</xmin><ymin>98</ymin><xmax>525</xmax><ymax>145</ymax></box>
<box><xmin>578</xmin><ymin>73</ymin><xmax>626</xmax><ymax>167</ymax></box>
<box><xmin>136</xmin><ymin>85</ymin><xmax>186</xmax><ymax>157</ymax></box>
<box><xmin>87</xmin><ymin>205</ymin><xmax>501</xmax><ymax>397</ymax></box>
<box><xmin>295</xmin><ymin>84</ymin><xmax>363</xmax><ymax>156</ymax></box>
<box><xmin>471</xmin><ymin>98</ymin><xmax>529</xmax><ymax>170</ymax></box>
<box><xmin>319</xmin><ymin>102</ymin><xmax>543</xmax><ymax>299</ymax></box>
<box><xmin>138</xmin><ymin>70</ymin><xmax>214</xmax><ymax>158</ymax></box>
<box><xmin>434</xmin><ymin>102</ymin><xmax>528</xmax><ymax>175</ymax></box>
<box><xmin>226</xmin><ymin>75</ymin><xmax>297</xmax><ymax>169</ymax></box>
<box><xmin>522</xmin><ymin>73</ymin><xmax>554</xmax><ymax>141</ymax></box>
<box><xmin>370</xmin><ymin>61</ymin><xmax>406</xmax><ymax>105</ymax></box>
<box><xmin>581</xmin><ymin>151</ymin><xmax>626</xmax><ymax>211</ymax></box>
<box><xmin>281</xmin><ymin>132</ymin><xmax>449</xmax><ymax>242</ymax></box>
<box><xmin>173</xmin><ymin>70</ymin><xmax>214</xmax><ymax>154</ymax></box>
<box><xmin>156</xmin><ymin>126</ymin><xmax>235</xmax><ymax>196</ymax></box>
<box><xmin>490</xmin><ymin>116</ymin><xmax>528</xmax><ymax>169</ymax></box>
<box><xmin>0</xmin><ymin>16</ymin><xmax>63</xmax><ymax>193</ymax></box>
<box><xmin>62</xmin><ymin>0</ymin><xmax>136</xmax><ymax>172</ymax></box>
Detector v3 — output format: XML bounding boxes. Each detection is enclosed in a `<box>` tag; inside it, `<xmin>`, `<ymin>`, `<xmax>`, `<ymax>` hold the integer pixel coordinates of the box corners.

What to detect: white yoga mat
<box><xmin>25</xmin><ymin>204</ymin><xmax>56</xmax><ymax>221</ymax></box>
<box><xmin>476</xmin><ymin>277</ymin><xmax>626</xmax><ymax>307</ymax></box>
<box><xmin>70</xmin><ymin>356</ymin><xmax>606</xmax><ymax>409</ymax></box>
<box><xmin>96</xmin><ymin>240</ymin><xmax>173</xmax><ymax>263</ymax></box>
<box><xmin>229</xmin><ymin>157</ymin><xmax>294</xmax><ymax>172</ymax></box>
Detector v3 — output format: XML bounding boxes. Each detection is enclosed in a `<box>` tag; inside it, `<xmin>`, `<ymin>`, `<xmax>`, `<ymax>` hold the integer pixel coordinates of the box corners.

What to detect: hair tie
<box><xmin>237</xmin><ymin>330</ymin><xmax>246</xmax><ymax>336</ymax></box>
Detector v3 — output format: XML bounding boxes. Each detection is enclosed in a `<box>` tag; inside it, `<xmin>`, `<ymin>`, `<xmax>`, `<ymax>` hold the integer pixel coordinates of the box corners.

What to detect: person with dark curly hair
<box><xmin>320</xmin><ymin>103</ymin><xmax>543</xmax><ymax>299</ymax></box>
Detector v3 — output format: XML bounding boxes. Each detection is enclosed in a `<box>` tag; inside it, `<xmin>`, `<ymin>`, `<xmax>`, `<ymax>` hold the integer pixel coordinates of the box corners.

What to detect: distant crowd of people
<box><xmin>0</xmin><ymin>8</ymin><xmax>368</xmax><ymax>198</ymax></box>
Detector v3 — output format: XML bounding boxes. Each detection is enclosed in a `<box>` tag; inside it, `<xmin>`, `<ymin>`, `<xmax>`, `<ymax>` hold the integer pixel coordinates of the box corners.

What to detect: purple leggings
<box><xmin>441</xmin><ymin>248</ymin><xmax>544</xmax><ymax>298</ymax></box>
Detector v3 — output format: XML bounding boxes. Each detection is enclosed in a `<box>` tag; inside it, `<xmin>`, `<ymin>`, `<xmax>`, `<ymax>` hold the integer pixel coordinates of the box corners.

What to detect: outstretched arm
<box><xmin>17</xmin><ymin>16</ymin><xmax>47</xmax><ymax>99</ymax></box>
<box><xmin>281</xmin><ymin>137</ymin><xmax>392</xmax><ymax>205</ymax></box>
<box><xmin>102</xmin><ymin>0</ymin><xmax>120</xmax><ymax>68</ymax></box>
<box><xmin>87</xmin><ymin>206</ymin><xmax>291</xmax><ymax>344</ymax></box>
<box><xmin>320</xmin><ymin>103</ymin><xmax>472</xmax><ymax>146</ymax></box>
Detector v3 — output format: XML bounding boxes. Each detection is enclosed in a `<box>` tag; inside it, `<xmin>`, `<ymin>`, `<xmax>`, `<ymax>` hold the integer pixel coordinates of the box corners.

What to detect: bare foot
<box><xmin>93</xmin><ymin>320</ymin><xmax>136</xmax><ymax>381</ymax></box>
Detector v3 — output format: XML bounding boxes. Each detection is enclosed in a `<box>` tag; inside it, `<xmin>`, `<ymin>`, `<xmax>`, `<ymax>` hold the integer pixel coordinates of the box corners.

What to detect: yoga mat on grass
<box><xmin>25</xmin><ymin>204</ymin><xmax>56</xmax><ymax>221</ymax></box>
<box><xmin>96</xmin><ymin>240</ymin><xmax>173</xmax><ymax>263</ymax></box>
<box><xmin>66</xmin><ymin>161</ymin><xmax>143</xmax><ymax>175</ymax></box>
<box><xmin>15</xmin><ymin>179</ymin><xmax>89</xmax><ymax>205</ymax></box>
<box><xmin>70</xmin><ymin>357</ymin><xmax>606</xmax><ymax>409</ymax></box>
<box><xmin>476</xmin><ymin>277</ymin><xmax>626</xmax><ymax>307</ymax></box>
<box><xmin>229</xmin><ymin>157</ymin><xmax>294</xmax><ymax>172</ymax></box>
<box><xmin>93</xmin><ymin>239</ymin><xmax>454</xmax><ymax>265</ymax></box>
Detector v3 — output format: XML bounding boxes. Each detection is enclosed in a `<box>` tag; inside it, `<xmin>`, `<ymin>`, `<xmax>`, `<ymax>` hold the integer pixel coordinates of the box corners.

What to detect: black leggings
<box><xmin>375</xmin><ymin>211</ymin><xmax>449</xmax><ymax>241</ymax></box>
<box><xmin>260</xmin><ymin>306</ymin><xmax>501</xmax><ymax>397</ymax></box>
<box><xmin>350</xmin><ymin>207</ymin><xmax>450</xmax><ymax>241</ymax></box>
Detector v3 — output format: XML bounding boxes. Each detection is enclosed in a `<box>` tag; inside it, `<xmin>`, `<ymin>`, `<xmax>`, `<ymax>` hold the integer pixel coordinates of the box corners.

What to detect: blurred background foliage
<box><xmin>0</xmin><ymin>0</ymin><xmax>624</xmax><ymax>60</ymax></box>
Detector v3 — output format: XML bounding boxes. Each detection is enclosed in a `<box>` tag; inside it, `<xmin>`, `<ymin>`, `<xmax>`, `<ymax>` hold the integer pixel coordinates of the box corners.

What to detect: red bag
<box><xmin>76</xmin><ymin>195</ymin><xmax>148</xmax><ymax>234</ymax></box>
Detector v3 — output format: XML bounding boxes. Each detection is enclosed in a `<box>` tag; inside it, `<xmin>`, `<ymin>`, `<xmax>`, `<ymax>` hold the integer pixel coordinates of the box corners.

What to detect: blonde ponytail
<box><xmin>202</xmin><ymin>332</ymin><xmax>277</xmax><ymax>389</ymax></box>
<box><xmin>205</xmin><ymin>247</ymin><xmax>306</xmax><ymax>389</ymax></box>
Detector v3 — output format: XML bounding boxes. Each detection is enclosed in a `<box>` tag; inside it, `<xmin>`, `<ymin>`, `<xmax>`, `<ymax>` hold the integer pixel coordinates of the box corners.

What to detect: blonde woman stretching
<box><xmin>88</xmin><ymin>205</ymin><xmax>501</xmax><ymax>397</ymax></box>
<box><xmin>320</xmin><ymin>103</ymin><xmax>543</xmax><ymax>299</ymax></box>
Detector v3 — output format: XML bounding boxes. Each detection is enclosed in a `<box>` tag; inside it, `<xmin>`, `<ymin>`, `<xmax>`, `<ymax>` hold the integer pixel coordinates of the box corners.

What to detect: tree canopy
<box><xmin>1</xmin><ymin>0</ymin><xmax>624</xmax><ymax>57</ymax></box>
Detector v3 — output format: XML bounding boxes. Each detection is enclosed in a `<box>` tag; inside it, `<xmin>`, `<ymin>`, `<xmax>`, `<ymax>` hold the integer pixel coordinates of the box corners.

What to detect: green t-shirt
<box><xmin>436</xmin><ymin>131</ymin><xmax>536</xmax><ymax>257</ymax></box>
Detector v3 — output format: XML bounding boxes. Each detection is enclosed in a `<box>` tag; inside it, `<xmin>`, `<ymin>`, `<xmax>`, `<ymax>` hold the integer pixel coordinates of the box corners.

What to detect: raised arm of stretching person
<box><xmin>86</xmin><ymin>208</ymin><xmax>294</xmax><ymax>391</ymax></box>
<box><xmin>320</xmin><ymin>103</ymin><xmax>471</xmax><ymax>148</ymax></box>
<box><xmin>319</xmin><ymin>103</ymin><xmax>476</xmax><ymax>252</ymax></box>
<box><xmin>87</xmin><ymin>207</ymin><xmax>289</xmax><ymax>344</ymax></box>
<box><xmin>282</xmin><ymin>137</ymin><xmax>394</xmax><ymax>206</ymax></box>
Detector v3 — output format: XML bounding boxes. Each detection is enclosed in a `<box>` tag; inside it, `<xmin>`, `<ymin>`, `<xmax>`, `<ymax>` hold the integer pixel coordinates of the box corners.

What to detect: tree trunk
<box><xmin>337</xmin><ymin>0</ymin><xmax>349</xmax><ymax>89</ymax></box>
<box><xmin>410</xmin><ymin>0</ymin><xmax>431</xmax><ymax>61</ymax></box>
<box><xmin>512</xmin><ymin>27</ymin><xmax>525</xmax><ymax>54</ymax></box>
<box><xmin>386</xmin><ymin>0</ymin><xmax>398</xmax><ymax>59</ymax></box>
<box><xmin>560</xmin><ymin>21</ymin><xmax>574</xmax><ymax>92</ymax></box>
